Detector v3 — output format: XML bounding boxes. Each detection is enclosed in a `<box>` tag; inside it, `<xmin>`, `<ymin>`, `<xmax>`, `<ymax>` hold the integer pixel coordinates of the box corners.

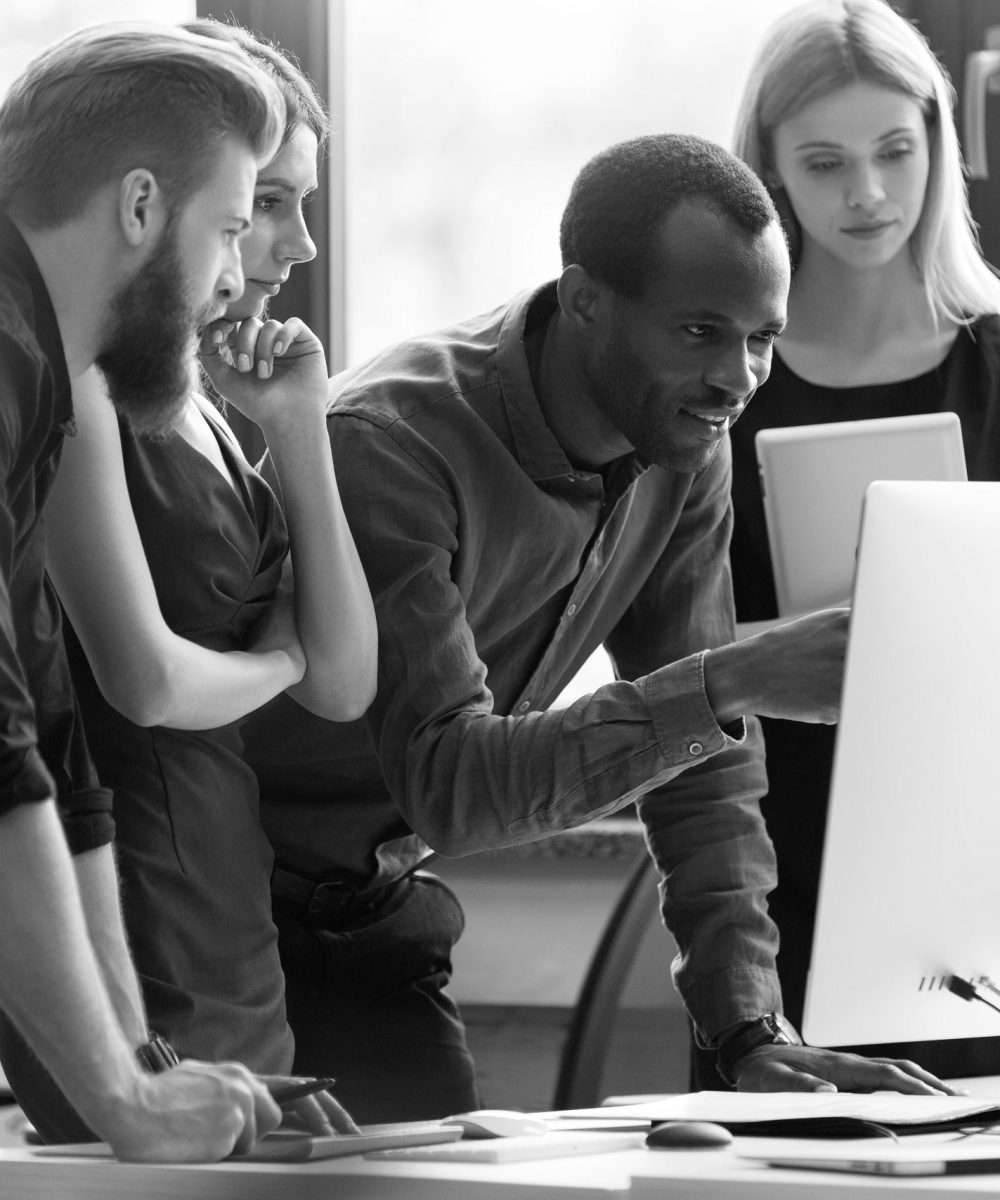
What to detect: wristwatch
<box><xmin>716</xmin><ymin>1012</ymin><xmax>802</xmax><ymax>1086</ymax></box>
<box><xmin>135</xmin><ymin>1033</ymin><xmax>180</xmax><ymax>1073</ymax></box>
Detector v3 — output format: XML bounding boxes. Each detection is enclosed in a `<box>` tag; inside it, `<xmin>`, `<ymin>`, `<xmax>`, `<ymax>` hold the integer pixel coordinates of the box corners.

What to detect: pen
<box><xmin>269</xmin><ymin>1077</ymin><xmax>338</xmax><ymax>1105</ymax></box>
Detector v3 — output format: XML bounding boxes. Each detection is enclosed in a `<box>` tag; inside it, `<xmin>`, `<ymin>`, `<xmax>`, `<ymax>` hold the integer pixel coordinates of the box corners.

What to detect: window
<box><xmin>342</xmin><ymin>0</ymin><xmax>804</xmax><ymax>365</ymax></box>
<box><xmin>1</xmin><ymin>1</ymin><xmax>194</xmax><ymax>99</ymax></box>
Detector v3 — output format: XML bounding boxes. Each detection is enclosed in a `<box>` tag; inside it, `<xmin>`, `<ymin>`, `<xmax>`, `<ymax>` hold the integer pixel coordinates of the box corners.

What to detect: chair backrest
<box><xmin>553</xmin><ymin>852</ymin><xmax>690</xmax><ymax>1108</ymax></box>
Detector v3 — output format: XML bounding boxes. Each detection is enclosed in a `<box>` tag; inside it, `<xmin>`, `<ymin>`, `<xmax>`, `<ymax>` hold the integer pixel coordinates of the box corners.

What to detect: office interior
<box><xmin>4</xmin><ymin>0</ymin><xmax>1000</xmax><ymax>1169</ymax></box>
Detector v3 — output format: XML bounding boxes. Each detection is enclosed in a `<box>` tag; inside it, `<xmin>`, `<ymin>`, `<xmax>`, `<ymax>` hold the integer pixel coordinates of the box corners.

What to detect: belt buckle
<box><xmin>307</xmin><ymin>879</ymin><xmax>354</xmax><ymax>918</ymax></box>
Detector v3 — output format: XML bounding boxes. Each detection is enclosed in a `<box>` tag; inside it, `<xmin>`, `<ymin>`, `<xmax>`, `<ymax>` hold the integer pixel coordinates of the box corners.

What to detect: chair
<box><xmin>553</xmin><ymin>851</ymin><xmax>691</xmax><ymax>1108</ymax></box>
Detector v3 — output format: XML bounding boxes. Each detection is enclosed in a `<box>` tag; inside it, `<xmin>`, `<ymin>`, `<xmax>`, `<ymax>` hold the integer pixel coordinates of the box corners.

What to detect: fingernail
<box><xmin>258</xmin><ymin>360</ymin><xmax>270</xmax><ymax>379</ymax></box>
<box><xmin>273</xmin><ymin>341</ymin><xmax>284</xmax><ymax>355</ymax></box>
<box><xmin>238</xmin><ymin>353</ymin><xmax>251</xmax><ymax>372</ymax></box>
<box><xmin>211</xmin><ymin>329</ymin><xmax>225</xmax><ymax>345</ymax></box>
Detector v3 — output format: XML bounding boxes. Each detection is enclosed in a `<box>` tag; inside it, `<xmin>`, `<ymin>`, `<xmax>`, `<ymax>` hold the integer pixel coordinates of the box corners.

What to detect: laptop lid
<box><xmin>755</xmin><ymin>412</ymin><xmax>967</xmax><ymax>616</ymax></box>
<box><xmin>802</xmin><ymin>480</ymin><xmax>1000</xmax><ymax>1047</ymax></box>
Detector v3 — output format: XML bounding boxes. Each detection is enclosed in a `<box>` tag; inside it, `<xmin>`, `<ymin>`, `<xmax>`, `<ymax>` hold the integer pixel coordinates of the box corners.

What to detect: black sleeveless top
<box><xmin>64</xmin><ymin>400</ymin><xmax>295</xmax><ymax>1072</ymax></box>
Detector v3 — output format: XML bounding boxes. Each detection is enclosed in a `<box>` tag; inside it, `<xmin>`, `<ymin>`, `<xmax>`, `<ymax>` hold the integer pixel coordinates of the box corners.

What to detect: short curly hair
<box><xmin>560</xmin><ymin>133</ymin><xmax>779</xmax><ymax>297</ymax></box>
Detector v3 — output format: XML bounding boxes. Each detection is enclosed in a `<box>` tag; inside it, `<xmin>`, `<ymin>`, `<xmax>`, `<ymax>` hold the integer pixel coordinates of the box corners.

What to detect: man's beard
<box><xmin>95</xmin><ymin>226</ymin><xmax>220</xmax><ymax>439</ymax></box>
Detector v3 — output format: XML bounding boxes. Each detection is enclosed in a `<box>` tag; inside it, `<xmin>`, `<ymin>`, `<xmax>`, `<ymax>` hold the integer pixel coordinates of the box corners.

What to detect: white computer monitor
<box><xmin>802</xmin><ymin>480</ymin><xmax>1000</xmax><ymax>1047</ymax></box>
<box><xmin>756</xmin><ymin>413</ymin><xmax>967</xmax><ymax>617</ymax></box>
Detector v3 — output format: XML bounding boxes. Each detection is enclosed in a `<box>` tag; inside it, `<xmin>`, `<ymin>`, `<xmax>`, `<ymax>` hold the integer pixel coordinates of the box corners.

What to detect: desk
<box><xmin>8</xmin><ymin>1136</ymin><xmax>1000</xmax><ymax>1200</ymax></box>
<box><xmin>0</xmin><ymin>1144</ymin><xmax>634</xmax><ymax>1200</ymax></box>
<box><xmin>631</xmin><ymin>1137</ymin><xmax>1000</xmax><ymax>1199</ymax></box>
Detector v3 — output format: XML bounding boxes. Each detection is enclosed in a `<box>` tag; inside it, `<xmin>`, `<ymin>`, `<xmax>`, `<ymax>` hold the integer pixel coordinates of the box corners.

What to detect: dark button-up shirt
<box><xmin>0</xmin><ymin>211</ymin><xmax>113</xmax><ymax>852</ymax></box>
<box><xmin>247</xmin><ymin>283</ymin><xmax>780</xmax><ymax>1039</ymax></box>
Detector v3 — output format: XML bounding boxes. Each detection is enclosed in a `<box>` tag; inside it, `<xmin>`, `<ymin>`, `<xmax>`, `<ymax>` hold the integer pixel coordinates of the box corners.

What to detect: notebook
<box><xmin>33</xmin><ymin>1122</ymin><xmax>464</xmax><ymax>1163</ymax></box>
<box><xmin>558</xmin><ymin>1091</ymin><xmax>1000</xmax><ymax>1138</ymax></box>
<box><xmin>755</xmin><ymin>411</ymin><xmax>966</xmax><ymax>615</ymax></box>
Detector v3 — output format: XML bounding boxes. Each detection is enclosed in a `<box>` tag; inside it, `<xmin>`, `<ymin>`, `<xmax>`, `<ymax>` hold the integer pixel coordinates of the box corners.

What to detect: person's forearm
<box><xmin>112</xmin><ymin>638</ymin><xmax>301</xmax><ymax>730</ymax></box>
<box><xmin>702</xmin><ymin>638</ymin><xmax>758</xmax><ymax>726</ymax></box>
<box><xmin>703</xmin><ymin>607</ymin><xmax>848</xmax><ymax>726</ymax></box>
<box><xmin>0</xmin><ymin>803</ymin><xmax>143</xmax><ymax>1135</ymax></box>
<box><xmin>73</xmin><ymin>844</ymin><xmax>147</xmax><ymax>1048</ymax></box>
<box><xmin>265</xmin><ymin>411</ymin><xmax>377</xmax><ymax>721</ymax></box>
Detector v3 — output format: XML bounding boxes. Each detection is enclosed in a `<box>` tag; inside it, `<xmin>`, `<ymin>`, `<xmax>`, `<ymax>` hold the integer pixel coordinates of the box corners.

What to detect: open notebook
<box><xmin>558</xmin><ymin>1091</ymin><xmax>1000</xmax><ymax>1138</ymax></box>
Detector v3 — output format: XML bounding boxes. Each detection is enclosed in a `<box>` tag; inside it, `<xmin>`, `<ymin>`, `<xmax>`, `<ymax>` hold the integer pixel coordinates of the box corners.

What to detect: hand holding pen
<box><xmin>263</xmin><ymin>1076</ymin><xmax>361</xmax><ymax>1135</ymax></box>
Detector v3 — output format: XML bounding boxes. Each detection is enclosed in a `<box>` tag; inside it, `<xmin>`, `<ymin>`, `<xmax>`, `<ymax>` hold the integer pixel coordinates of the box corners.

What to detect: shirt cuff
<box><xmin>643</xmin><ymin>650</ymin><xmax>746</xmax><ymax>767</ymax></box>
<box><xmin>58</xmin><ymin>787</ymin><xmax>116</xmax><ymax>855</ymax></box>
<box><xmin>683</xmin><ymin>964</ymin><xmax>784</xmax><ymax>1047</ymax></box>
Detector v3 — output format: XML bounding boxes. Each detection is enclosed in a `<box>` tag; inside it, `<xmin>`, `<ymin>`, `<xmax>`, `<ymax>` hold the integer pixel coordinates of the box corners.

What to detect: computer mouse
<box><xmin>645</xmin><ymin>1120</ymin><xmax>733</xmax><ymax>1149</ymax></box>
<box><xmin>443</xmin><ymin>1109</ymin><xmax>548</xmax><ymax>1139</ymax></box>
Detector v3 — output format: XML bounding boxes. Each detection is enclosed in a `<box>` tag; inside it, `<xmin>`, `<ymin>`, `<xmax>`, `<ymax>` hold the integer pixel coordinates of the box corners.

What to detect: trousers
<box><xmin>274</xmin><ymin>870</ymin><xmax>480</xmax><ymax>1124</ymax></box>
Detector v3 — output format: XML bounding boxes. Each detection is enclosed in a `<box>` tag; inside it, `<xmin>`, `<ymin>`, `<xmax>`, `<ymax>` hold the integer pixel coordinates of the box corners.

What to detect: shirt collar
<box><xmin>496</xmin><ymin>280</ymin><xmax>649</xmax><ymax>487</ymax></box>
<box><xmin>495</xmin><ymin>281</ymin><xmax>588</xmax><ymax>483</ymax></box>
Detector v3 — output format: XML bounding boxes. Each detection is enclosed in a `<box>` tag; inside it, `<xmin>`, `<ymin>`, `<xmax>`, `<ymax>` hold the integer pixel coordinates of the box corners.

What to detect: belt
<box><xmin>270</xmin><ymin>863</ymin><xmax>410</xmax><ymax>928</ymax></box>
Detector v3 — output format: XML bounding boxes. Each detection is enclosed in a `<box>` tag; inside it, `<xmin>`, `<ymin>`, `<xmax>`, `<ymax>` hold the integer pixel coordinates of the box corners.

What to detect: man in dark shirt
<box><xmin>245</xmin><ymin>134</ymin><xmax>949</xmax><ymax>1120</ymax></box>
<box><xmin>0</xmin><ymin>22</ymin><xmax>286</xmax><ymax>1159</ymax></box>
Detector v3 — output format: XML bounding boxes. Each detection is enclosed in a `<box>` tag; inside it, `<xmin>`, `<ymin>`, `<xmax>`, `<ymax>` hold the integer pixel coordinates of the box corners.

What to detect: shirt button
<box><xmin>566</xmin><ymin>603</ymin><xmax>577</xmax><ymax>617</ymax></box>
<box><xmin>518</xmin><ymin>700</ymin><xmax>531</xmax><ymax>713</ymax></box>
<box><xmin>688</xmin><ymin>741</ymin><xmax>704</xmax><ymax>756</ymax></box>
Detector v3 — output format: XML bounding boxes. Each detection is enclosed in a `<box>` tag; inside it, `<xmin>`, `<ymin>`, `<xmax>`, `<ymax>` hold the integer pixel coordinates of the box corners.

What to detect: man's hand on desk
<box><xmin>261</xmin><ymin>1074</ymin><xmax>361</xmax><ymax>1136</ymax></box>
<box><xmin>732</xmin><ymin>1045</ymin><xmax>960</xmax><ymax>1095</ymax></box>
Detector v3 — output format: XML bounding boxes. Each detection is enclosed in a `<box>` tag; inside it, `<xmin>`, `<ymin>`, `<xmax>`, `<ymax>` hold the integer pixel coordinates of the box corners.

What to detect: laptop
<box><xmin>802</xmin><ymin>480</ymin><xmax>1000</xmax><ymax>1048</ymax></box>
<box><xmin>755</xmin><ymin>412</ymin><xmax>967</xmax><ymax>615</ymax></box>
<box><xmin>741</xmin><ymin>1139</ymin><xmax>1000</xmax><ymax>1177</ymax></box>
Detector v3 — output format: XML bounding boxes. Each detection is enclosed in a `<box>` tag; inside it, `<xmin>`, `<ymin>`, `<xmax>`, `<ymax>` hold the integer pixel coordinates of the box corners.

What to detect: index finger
<box><xmin>315</xmin><ymin>1089</ymin><xmax>361</xmax><ymax>1135</ymax></box>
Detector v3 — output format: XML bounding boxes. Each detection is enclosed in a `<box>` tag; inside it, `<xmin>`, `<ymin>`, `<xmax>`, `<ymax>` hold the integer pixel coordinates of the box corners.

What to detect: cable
<box><xmin>947</xmin><ymin>974</ymin><xmax>1000</xmax><ymax>1016</ymax></box>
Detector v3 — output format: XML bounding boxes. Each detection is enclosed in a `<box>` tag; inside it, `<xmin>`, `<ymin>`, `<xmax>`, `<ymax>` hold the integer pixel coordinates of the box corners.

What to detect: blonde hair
<box><xmin>0</xmin><ymin>21</ymin><xmax>285</xmax><ymax>228</ymax></box>
<box><xmin>733</xmin><ymin>0</ymin><xmax>1000</xmax><ymax>322</ymax></box>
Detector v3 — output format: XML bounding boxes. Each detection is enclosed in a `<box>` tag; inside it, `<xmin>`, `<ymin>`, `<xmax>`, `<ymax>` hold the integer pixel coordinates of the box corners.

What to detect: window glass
<box><xmin>343</xmin><ymin>0</ymin><xmax>802</xmax><ymax>365</ymax></box>
<box><xmin>1</xmin><ymin>2</ymin><xmax>195</xmax><ymax>101</ymax></box>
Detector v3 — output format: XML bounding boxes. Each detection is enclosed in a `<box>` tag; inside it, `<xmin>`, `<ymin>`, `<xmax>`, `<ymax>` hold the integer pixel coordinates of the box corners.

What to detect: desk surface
<box><xmin>8</xmin><ymin>1135</ymin><xmax>1000</xmax><ymax>1200</ymax></box>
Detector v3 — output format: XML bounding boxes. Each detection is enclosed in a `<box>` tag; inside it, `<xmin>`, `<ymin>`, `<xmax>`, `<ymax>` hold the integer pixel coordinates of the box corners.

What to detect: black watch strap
<box><xmin>716</xmin><ymin>1012</ymin><xmax>802</xmax><ymax>1086</ymax></box>
<box><xmin>135</xmin><ymin>1033</ymin><xmax>180</xmax><ymax>1073</ymax></box>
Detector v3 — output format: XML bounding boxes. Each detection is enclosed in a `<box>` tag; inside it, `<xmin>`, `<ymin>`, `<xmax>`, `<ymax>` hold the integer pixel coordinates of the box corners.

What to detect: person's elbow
<box><xmin>97</xmin><ymin>657</ymin><xmax>182</xmax><ymax>727</ymax></box>
<box><xmin>334</xmin><ymin>675</ymin><xmax>378</xmax><ymax>722</ymax></box>
<box><xmin>291</xmin><ymin>672</ymin><xmax>377</xmax><ymax>722</ymax></box>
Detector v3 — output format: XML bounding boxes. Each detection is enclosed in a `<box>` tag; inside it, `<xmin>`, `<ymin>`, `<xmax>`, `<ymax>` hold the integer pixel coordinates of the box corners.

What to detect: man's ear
<box><xmin>117</xmin><ymin>169</ymin><xmax>166</xmax><ymax>248</ymax></box>
<box><xmin>557</xmin><ymin>264</ymin><xmax>607</xmax><ymax>338</ymax></box>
